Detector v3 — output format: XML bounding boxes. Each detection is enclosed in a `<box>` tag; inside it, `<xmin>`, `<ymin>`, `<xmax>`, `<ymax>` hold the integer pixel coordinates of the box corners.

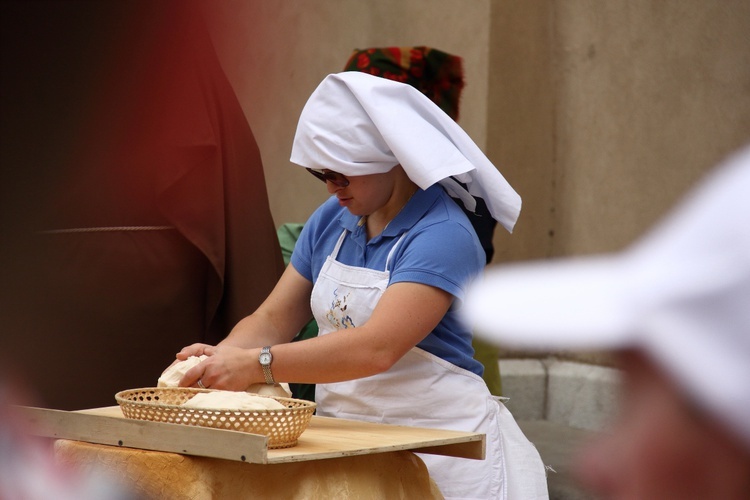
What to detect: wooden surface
<box><xmin>20</xmin><ymin>405</ymin><xmax>484</xmax><ymax>464</ymax></box>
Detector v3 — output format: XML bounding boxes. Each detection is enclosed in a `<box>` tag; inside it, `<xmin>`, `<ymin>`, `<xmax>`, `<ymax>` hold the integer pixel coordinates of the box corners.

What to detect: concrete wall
<box><xmin>488</xmin><ymin>0</ymin><xmax>750</xmax><ymax>263</ymax></box>
<box><xmin>204</xmin><ymin>1</ymin><xmax>750</xmax><ymax>364</ymax></box>
<box><xmin>205</xmin><ymin>0</ymin><xmax>750</xmax><ymax>259</ymax></box>
<box><xmin>202</xmin><ymin>0</ymin><xmax>491</xmax><ymax>228</ymax></box>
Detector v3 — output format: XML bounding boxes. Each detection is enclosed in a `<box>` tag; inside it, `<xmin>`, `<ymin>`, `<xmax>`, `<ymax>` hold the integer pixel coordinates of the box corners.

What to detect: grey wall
<box><xmin>206</xmin><ymin>0</ymin><xmax>750</xmax><ymax>261</ymax></box>
<box><xmin>203</xmin><ymin>0</ymin><xmax>492</xmax><ymax>228</ymax></box>
<box><xmin>488</xmin><ymin>0</ymin><xmax>750</xmax><ymax>263</ymax></box>
<box><xmin>204</xmin><ymin>1</ymin><xmax>750</xmax><ymax>363</ymax></box>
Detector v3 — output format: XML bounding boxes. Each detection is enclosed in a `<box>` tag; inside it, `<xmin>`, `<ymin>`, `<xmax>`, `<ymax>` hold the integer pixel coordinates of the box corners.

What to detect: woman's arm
<box><xmin>220</xmin><ymin>264</ymin><xmax>314</xmax><ymax>349</ymax></box>
<box><xmin>177</xmin><ymin>265</ymin><xmax>313</xmax><ymax>389</ymax></box>
<box><xmin>269</xmin><ymin>281</ymin><xmax>454</xmax><ymax>383</ymax></box>
<box><xmin>182</xmin><ymin>280</ymin><xmax>453</xmax><ymax>390</ymax></box>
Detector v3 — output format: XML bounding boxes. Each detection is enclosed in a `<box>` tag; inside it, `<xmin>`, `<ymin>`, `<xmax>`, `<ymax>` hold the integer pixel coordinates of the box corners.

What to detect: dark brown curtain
<box><xmin>1</xmin><ymin>1</ymin><xmax>284</xmax><ymax>410</ymax></box>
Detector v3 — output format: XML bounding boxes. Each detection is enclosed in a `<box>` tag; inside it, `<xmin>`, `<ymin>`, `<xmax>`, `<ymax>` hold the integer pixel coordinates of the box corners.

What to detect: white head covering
<box><xmin>463</xmin><ymin>145</ymin><xmax>750</xmax><ymax>450</ymax></box>
<box><xmin>290</xmin><ymin>72</ymin><xmax>522</xmax><ymax>233</ymax></box>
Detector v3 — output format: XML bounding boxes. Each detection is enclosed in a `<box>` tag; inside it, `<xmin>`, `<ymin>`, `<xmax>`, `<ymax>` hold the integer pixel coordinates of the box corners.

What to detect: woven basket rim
<box><xmin>115</xmin><ymin>387</ymin><xmax>316</xmax><ymax>448</ymax></box>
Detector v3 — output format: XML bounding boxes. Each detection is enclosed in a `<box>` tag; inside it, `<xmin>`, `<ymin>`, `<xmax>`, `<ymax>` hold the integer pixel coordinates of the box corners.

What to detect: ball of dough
<box><xmin>182</xmin><ymin>391</ymin><xmax>286</xmax><ymax>410</ymax></box>
<box><xmin>158</xmin><ymin>355</ymin><xmax>207</xmax><ymax>387</ymax></box>
<box><xmin>246</xmin><ymin>383</ymin><xmax>292</xmax><ymax>398</ymax></box>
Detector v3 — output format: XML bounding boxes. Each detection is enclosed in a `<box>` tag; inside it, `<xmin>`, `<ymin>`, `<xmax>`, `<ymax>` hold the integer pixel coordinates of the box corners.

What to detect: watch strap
<box><xmin>260</xmin><ymin>345</ymin><xmax>275</xmax><ymax>385</ymax></box>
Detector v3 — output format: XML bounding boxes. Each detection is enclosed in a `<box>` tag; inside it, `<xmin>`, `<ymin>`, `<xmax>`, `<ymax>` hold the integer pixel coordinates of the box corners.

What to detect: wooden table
<box><xmin>21</xmin><ymin>406</ymin><xmax>485</xmax><ymax>499</ymax></box>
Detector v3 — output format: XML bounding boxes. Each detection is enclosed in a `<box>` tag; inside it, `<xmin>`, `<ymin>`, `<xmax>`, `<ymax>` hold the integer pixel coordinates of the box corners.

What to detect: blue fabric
<box><xmin>291</xmin><ymin>184</ymin><xmax>485</xmax><ymax>375</ymax></box>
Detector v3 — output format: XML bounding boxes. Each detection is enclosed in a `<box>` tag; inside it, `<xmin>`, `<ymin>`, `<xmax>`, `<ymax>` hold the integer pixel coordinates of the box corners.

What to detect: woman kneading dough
<box><xmin>169</xmin><ymin>72</ymin><xmax>548</xmax><ymax>499</ymax></box>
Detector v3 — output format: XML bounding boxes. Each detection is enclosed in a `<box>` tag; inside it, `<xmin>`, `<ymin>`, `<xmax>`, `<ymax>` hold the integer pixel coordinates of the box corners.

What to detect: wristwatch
<box><xmin>259</xmin><ymin>346</ymin><xmax>275</xmax><ymax>385</ymax></box>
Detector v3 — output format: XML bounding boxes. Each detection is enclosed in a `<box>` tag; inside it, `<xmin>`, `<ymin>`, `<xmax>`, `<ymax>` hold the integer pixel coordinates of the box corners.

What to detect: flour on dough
<box><xmin>246</xmin><ymin>383</ymin><xmax>292</xmax><ymax>398</ymax></box>
<box><xmin>182</xmin><ymin>391</ymin><xmax>286</xmax><ymax>410</ymax></box>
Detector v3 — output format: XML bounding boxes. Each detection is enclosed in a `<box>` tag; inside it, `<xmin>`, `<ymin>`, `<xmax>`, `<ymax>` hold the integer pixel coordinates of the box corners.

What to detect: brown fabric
<box><xmin>1</xmin><ymin>1</ymin><xmax>283</xmax><ymax>410</ymax></box>
<box><xmin>54</xmin><ymin>440</ymin><xmax>444</xmax><ymax>499</ymax></box>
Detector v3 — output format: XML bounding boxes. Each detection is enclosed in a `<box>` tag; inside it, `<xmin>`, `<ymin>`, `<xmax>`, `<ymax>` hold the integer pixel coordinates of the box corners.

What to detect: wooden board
<box><xmin>20</xmin><ymin>406</ymin><xmax>267</xmax><ymax>463</ymax></box>
<box><xmin>19</xmin><ymin>405</ymin><xmax>484</xmax><ymax>464</ymax></box>
<box><xmin>268</xmin><ymin>414</ymin><xmax>485</xmax><ymax>464</ymax></box>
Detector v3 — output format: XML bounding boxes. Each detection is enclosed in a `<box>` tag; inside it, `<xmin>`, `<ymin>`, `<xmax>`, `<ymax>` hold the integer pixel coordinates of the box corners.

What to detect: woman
<box><xmin>343</xmin><ymin>45</ymin><xmax>504</xmax><ymax>397</ymax></box>
<box><xmin>174</xmin><ymin>72</ymin><xmax>548</xmax><ymax>499</ymax></box>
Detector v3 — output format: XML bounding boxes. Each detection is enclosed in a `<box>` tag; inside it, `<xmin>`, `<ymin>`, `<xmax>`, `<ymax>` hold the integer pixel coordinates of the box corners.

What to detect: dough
<box><xmin>246</xmin><ymin>383</ymin><xmax>292</xmax><ymax>398</ymax></box>
<box><xmin>182</xmin><ymin>391</ymin><xmax>286</xmax><ymax>410</ymax></box>
<box><xmin>157</xmin><ymin>355</ymin><xmax>207</xmax><ymax>388</ymax></box>
<box><xmin>158</xmin><ymin>356</ymin><xmax>293</xmax><ymax>397</ymax></box>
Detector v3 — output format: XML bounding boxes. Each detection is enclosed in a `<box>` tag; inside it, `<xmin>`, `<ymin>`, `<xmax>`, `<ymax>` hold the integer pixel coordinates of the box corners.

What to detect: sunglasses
<box><xmin>306</xmin><ymin>168</ymin><xmax>350</xmax><ymax>187</ymax></box>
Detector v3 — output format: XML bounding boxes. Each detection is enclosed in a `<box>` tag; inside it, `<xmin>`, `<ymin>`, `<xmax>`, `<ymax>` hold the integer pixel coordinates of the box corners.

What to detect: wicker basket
<box><xmin>115</xmin><ymin>387</ymin><xmax>316</xmax><ymax>449</ymax></box>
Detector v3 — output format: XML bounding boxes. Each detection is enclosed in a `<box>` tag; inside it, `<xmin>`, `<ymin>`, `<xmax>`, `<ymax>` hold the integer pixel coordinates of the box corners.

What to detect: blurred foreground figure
<box><xmin>0</xmin><ymin>370</ymin><xmax>138</xmax><ymax>499</ymax></box>
<box><xmin>464</xmin><ymin>145</ymin><xmax>750</xmax><ymax>499</ymax></box>
<box><xmin>0</xmin><ymin>1</ymin><xmax>283</xmax><ymax>409</ymax></box>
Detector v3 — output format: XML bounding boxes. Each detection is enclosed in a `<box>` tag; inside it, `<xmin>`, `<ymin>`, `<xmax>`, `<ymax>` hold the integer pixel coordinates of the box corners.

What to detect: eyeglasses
<box><xmin>306</xmin><ymin>168</ymin><xmax>350</xmax><ymax>187</ymax></box>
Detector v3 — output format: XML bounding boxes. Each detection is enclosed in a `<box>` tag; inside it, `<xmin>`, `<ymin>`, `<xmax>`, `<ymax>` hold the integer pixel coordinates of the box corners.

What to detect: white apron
<box><xmin>311</xmin><ymin>229</ymin><xmax>549</xmax><ymax>499</ymax></box>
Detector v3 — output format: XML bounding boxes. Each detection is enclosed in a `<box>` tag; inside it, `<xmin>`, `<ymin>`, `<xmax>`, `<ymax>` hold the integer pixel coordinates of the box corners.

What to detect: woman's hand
<box><xmin>179</xmin><ymin>345</ymin><xmax>259</xmax><ymax>391</ymax></box>
<box><xmin>160</xmin><ymin>343</ymin><xmax>211</xmax><ymax>377</ymax></box>
<box><xmin>175</xmin><ymin>343</ymin><xmax>213</xmax><ymax>361</ymax></box>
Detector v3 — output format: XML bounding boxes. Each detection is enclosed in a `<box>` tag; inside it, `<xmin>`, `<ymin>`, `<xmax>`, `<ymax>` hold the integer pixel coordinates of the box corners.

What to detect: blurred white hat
<box><xmin>463</xmin><ymin>145</ymin><xmax>750</xmax><ymax>450</ymax></box>
<box><xmin>290</xmin><ymin>72</ymin><xmax>522</xmax><ymax>232</ymax></box>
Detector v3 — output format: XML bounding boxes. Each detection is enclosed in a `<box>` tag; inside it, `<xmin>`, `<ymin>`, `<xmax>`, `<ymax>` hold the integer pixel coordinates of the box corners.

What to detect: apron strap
<box><xmin>331</xmin><ymin>227</ymin><xmax>408</xmax><ymax>272</ymax></box>
<box><xmin>330</xmin><ymin>229</ymin><xmax>348</xmax><ymax>259</ymax></box>
<box><xmin>385</xmin><ymin>232</ymin><xmax>409</xmax><ymax>271</ymax></box>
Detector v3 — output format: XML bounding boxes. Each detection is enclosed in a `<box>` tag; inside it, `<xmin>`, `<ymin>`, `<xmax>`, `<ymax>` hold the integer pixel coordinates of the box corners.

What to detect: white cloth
<box><xmin>311</xmin><ymin>229</ymin><xmax>548</xmax><ymax>499</ymax></box>
<box><xmin>290</xmin><ymin>72</ymin><xmax>522</xmax><ymax>233</ymax></box>
<box><xmin>463</xmin><ymin>144</ymin><xmax>750</xmax><ymax>451</ymax></box>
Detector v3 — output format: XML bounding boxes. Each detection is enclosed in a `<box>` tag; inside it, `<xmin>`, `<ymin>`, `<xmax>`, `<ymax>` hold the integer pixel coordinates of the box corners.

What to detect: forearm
<box><xmin>219</xmin><ymin>264</ymin><xmax>314</xmax><ymax>349</ymax></box>
<box><xmin>267</xmin><ymin>328</ymin><xmax>396</xmax><ymax>384</ymax></box>
<box><xmin>269</xmin><ymin>282</ymin><xmax>452</xmax><ymax>385</ymax></box>
<box><xmin>183</xmin><ymin>282</ymin><xmax>451</xmax><ymax>390</ymax></box>
<box><xmin>182</xmin><ymin>326</ymin><xmax>387</xmax><ymax>390</ymax></box>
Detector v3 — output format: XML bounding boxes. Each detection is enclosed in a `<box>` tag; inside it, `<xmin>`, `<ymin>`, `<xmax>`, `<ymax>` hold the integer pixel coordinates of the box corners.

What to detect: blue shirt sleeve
<box><xmin>389</xmin><ymin>217</ymin><xmax>485</xmax><ymax>304</ymax></box>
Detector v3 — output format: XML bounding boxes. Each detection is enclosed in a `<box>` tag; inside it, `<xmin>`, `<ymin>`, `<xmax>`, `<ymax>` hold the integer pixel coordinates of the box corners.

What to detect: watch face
<box><xmin>259</xmin><ymin>353</ymin><xmax>272</xmax><ymax>365</ymax></box>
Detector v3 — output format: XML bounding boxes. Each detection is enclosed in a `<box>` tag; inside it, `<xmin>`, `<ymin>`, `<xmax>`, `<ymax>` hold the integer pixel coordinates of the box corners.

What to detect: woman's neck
<box><xmin>366</xmin><ymin>179</ymin><xmax>419</xmax><ymax>240</ymax></box>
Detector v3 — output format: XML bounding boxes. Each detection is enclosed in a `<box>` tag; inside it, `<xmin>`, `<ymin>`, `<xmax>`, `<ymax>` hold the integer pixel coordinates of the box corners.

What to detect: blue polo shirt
<box><xmin>291</xmin><ymin>184</ymin><xmax>485</xmax><ymax>375</ymax></box>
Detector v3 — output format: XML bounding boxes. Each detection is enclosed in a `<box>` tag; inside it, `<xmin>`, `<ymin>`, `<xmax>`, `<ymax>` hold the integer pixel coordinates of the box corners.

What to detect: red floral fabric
<box><xmin>343</xmin><ymin>46</ymin><xmax>465</xmax><ymax>120</ymax></box>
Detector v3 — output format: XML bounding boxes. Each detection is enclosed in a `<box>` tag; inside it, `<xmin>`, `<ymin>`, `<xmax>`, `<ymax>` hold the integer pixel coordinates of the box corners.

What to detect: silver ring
<box><xmin>197</xmin><ymin>379</ymin><xmax>206</xmax><ymax>389</ymax></box>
